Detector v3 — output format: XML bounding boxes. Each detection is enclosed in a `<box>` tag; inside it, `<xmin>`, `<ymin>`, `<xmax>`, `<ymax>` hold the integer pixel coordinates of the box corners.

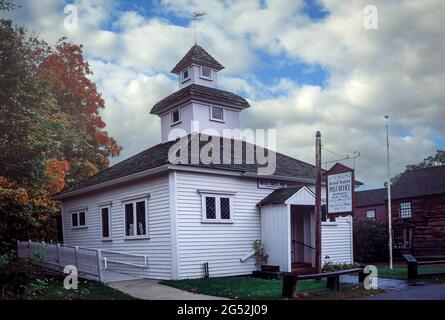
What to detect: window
<box><xmin>71</xmin><ymin>210</ymin><xmax>86</xmax><ymax>228</ymax></box>
<box><xmin>181</xmin><ymin>68</ymin><xmax>189</xmax><ymax>81</ymax></box>
<box><xmin>400</xmin><ymin>202</ymin><xmax>412</xmax><ymax>218</ymax></box>
<box><xmin>200</xmin><ymin>67</ymin><xmax>212</xmax><ymax>79</ymax></box>
<box><xmin>200</xmin><ymin>191</ymin><xmax>234</xmax><ymax>223</ymax></box>
<box><xmin>210</xmin><ymin>106</ymin><xmax>224</xmax><ymax>122</ymax></box>
<box><xmin>124</xmin><ymin>199</ymin><xmax>148</xmax><ymax>238</ymax></box>
<box><xmin>366</xmin><ymin>210</ymin><xmax>376</xmax><ymax>220</ymax></box>
<box><xmin>171</xmin><ymin>108</ymin><xmax>181</xmax><ymax>125</ymax></box>
<box><xmin>393</xmin><ymin>228</ymin><xmax>412</xmax><ymax>248</ymax></box>
<box><xmin>101</xmin><ymin>206</ymin><xmax>111</xmax><ymax>240</ymax></box>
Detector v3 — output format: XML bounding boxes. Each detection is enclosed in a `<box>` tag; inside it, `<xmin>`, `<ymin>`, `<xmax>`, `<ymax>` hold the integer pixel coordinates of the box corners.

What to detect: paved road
<box><xmin>360</xmin><ymin>283</ymin><xmax>445</xmax><ymax>300</ymax></box>
<box><xmin>107</xmin><ymin>279</ymin><xmax>227</xmax><ymax>300</ymax></box>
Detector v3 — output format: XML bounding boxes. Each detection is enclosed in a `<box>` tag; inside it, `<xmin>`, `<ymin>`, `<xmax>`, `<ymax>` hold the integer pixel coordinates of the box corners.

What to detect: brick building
<box><xmin>354</xmin><ymin>166</ymin><xmax>445</xmax><ymax>256</ymax></box>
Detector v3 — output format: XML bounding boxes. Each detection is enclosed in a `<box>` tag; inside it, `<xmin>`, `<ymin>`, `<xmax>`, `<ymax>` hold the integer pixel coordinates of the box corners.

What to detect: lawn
<box><xmin>162</xmin><ymin>276</ymin><xmax>329</xmax><ymax>300</ymax></box>
<box><xmin>372</xmin><ymin>263</ymin><xmax>445</xmax><ymax>280</ymax></box>
<box><xmin>18</xmin><ymin>271</ymin><xmax>135</xmax><ymax>300</ymax></box>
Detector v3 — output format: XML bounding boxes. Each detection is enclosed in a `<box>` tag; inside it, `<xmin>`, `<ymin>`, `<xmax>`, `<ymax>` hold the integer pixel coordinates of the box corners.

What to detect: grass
<box><xmin>22</xmin><ymin>271</ymin><xmax>135</xmax><ymax>300</ymax></box>
<box><xmin>161</xmin><ymin>276</ymin><xmax>328</xmax><ymax>300</ymax></box>
<box><xmin>371</xmin><ymin>262</ymin><xmax>445</xmax><ymax>280</ymax></box>
<box><xmin>296</xmin><ymin>285</ymin><xmax>385</xmax><ymax>300</ymax></box>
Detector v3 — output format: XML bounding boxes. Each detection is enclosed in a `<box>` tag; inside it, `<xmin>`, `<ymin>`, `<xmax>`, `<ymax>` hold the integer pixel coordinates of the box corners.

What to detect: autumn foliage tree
<box><xmin>0</xmin><ymin>11</ymin><xmax>121</xmax><ymax>246</ymax></box>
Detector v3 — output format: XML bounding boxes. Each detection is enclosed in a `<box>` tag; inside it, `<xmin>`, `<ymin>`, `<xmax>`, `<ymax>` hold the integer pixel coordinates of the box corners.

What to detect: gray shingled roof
<box><xmin>257</xmin><ymin>187</ymin><xmax>304</xmax><ymax>207</ymax></box>
<box><xmin>392</xmin><ymin>166</ymin><xmax>445</xmax><ymax>199</ymax></box>
<box><xmin>54</xmin><ymin>134</ymin><xmax>318</xmax><ymax>198</ymax></box>
<box><xmin>150</xmin><ymin>84</ymin><xmax>250</xmax><ymax>115</ymax></box>
<box><xmin>171</xmin><ymin>44</ymin><xmax>225</xmax><ymax>74</ymax></box>
<box><xmin>355</xmin><ymin>188</ymin><xmax>387</xmax><ymax>207</ymax></box>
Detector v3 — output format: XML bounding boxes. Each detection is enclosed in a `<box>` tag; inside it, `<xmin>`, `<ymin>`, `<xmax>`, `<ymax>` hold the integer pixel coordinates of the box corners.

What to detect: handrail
<box><xmin>102</xmin><ymin>257</ymin><xmax>148</xmax><ymax>270</ymax></box>
<box><xmin>292</xmin><ymin>240</ymin><xmax>316</xmax><ymax>250</ymax></box>
<box><xmin>240</xmin><ymin>250</ymin><xmax>256</xmax><ymax>262</ymax></box>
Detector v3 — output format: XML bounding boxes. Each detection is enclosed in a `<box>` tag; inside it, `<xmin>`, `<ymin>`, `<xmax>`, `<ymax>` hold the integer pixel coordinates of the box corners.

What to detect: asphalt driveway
<box><xmin>360</xmin><ymin>283</ymin><xmax>445</xmax><ymax>300</ymax></box>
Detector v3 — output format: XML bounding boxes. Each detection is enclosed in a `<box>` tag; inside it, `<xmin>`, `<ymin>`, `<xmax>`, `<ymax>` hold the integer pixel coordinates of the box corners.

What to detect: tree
<box><xmin>392</xmin><ymin>150</ymin><xmax>445</xmax><ymax>184</ymax></box>
<box><xmin>0</xmin><ymin>8</ymin><xmax>121</xmax><ymax>244</ymax></box>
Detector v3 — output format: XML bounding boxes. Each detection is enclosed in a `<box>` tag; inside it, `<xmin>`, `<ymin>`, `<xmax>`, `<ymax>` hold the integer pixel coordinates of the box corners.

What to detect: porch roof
<box><xmin>257</xmin><ymin>186</ymin><xmax>317</xmax><ymax>207</ymax></box>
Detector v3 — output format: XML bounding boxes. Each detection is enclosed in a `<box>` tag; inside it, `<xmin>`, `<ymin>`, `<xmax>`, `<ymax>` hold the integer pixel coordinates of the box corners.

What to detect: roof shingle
<box><xmin>150</xmin><ymin>84</ymin><xmax>250</xmax><ymax>115</ymax></box>
<box><xmin>170</xmin><ymin>44</ymin><xmax>225</xmax><ymax>74</ymax></box>
<box><xmin>54</xmin><ymin>134</ymin><xmax>317</xmax><ymax>198</ymax></box>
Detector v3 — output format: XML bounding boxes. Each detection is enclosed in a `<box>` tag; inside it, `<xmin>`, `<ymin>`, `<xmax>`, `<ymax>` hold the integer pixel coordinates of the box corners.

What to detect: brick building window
<box><xmin>400</xmin><ymin>201</ymin><xmax>412</xmax><ymax>218</ymax></box>
<box><xmin>366</xmin><ymin>210</ymin><xmax>376</xmax><ymax>220</ymax></box>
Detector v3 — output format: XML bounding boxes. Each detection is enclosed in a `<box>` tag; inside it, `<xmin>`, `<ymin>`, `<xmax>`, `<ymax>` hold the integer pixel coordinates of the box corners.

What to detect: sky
<box><xmin>2</xmin><ymin>0</ymin><xmax>445</xmax><ymax>189</ymax></box>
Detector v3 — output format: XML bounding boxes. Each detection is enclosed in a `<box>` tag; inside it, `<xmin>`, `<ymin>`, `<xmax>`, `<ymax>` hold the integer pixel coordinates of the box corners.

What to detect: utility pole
<box><xmin>315</xmin><ymin>131</ymin><xmax>322</xmax><ymax>273</ymax></box>
<box><xmin>385</xmin><ymin>115</ymin><xmax>393</xmax><ymax>270</ymax></box>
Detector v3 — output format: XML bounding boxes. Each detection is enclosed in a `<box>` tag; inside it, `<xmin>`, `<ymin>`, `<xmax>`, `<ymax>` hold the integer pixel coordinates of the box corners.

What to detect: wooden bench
<box><xmin>403</xmin><ymin>254</ymin><xmax>445</xmax><ymax>279</ymax></box>
<box><xmin>282</xmin><ymin>267</ymin><xmax>365</xmax><ymax>298</ymax></box>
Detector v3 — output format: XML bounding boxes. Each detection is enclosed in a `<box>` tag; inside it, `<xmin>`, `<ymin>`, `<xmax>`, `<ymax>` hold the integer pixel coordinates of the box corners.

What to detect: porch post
<box><xmin>314</xmin><ymin>131</ymin><xmax>322</xmax><ymax>273</ymax></box>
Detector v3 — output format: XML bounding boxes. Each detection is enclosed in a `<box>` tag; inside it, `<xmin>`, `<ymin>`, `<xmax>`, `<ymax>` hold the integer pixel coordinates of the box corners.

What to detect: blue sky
<box><xmin>3</xmin><ymin>0</ymin><xmax>445</xmax><ymax>189</ymax></box>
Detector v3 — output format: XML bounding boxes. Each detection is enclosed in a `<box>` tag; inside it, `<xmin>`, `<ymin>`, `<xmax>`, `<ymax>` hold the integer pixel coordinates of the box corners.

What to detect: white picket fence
<box><xmin>17</xmin><ymin>241</ymin><xmax>149</xmax><ymax>282</ymax></box>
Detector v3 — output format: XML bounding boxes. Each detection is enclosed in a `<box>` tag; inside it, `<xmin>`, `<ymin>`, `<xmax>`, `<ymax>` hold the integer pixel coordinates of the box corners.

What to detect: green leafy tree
<box><xmin>0</xmin><ymin>4</ymin><xmax>121</xmax><ymax>245</ymax></box>
<box><xmin>392</xmin><ymin>150</ymin><xmax>445</xmax><ymax>184</ymax></box>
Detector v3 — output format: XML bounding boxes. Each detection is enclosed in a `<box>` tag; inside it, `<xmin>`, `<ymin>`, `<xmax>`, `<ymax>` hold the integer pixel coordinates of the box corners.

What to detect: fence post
<box><xmin>16</xmin><ymin>240</ymin><xmax>19</xmax><ymax>258</ymax></box>
<box><xmin>28</xmin><ymin>239</ymin><xmax>31</xmax><ymax>257</ymax></box>
<box><xmin>97</xmin><ymin>249</ymin><xmax>103</xmax><ymax>282</ymax></box>
<box><xmin>74</xmin><ymin>246</ymin><xmax>79</xmax><ymax>270</ymax></box>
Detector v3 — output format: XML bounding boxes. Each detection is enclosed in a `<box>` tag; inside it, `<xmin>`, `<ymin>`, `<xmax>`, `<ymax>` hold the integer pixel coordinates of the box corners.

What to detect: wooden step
<box><xmin>292</xmin><ymin>267</ymin><xmax>316</xmax><ymax>275</ymax></box>
<box><xmin>292</xmin><ymin>262</ymin><xmax>312</xmax><ymax>268</ymax></box>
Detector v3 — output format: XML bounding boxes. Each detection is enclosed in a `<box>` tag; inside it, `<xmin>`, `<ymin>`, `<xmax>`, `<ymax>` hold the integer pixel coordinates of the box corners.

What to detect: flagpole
<box><xmin>385</xmin><ymin>115</ymin><xmax>393</xmax><ymax>270</ymax></box>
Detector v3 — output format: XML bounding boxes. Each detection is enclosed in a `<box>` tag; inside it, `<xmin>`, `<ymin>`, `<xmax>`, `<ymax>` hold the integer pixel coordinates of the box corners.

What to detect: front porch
<box><xmin>258</xmin><ymin>186</ymin><xmax>353</xmax><ymax>274</ymax></box>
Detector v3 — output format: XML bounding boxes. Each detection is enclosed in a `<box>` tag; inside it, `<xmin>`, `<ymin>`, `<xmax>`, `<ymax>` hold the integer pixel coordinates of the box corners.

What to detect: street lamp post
<box><xmin>385</xmin><ymin>115</ymin><xmax>393</xmax><ymax>270</ymax></box>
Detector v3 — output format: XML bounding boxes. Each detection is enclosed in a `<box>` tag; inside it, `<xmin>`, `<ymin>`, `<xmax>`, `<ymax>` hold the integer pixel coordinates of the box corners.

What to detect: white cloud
<box><xmin>5</xmin><ymin>0</ymin><xmax>444</xmax><ymax>187</ymax></box>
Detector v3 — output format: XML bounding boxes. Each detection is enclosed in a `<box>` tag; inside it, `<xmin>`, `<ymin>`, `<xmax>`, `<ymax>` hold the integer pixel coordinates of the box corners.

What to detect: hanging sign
<box><xmin>326</xmin><ymin>163</ymin><xmax>354</xmax><ymax>214</ymax></box>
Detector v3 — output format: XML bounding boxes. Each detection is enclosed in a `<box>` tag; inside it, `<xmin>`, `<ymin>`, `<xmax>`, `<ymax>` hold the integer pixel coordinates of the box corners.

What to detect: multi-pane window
<box><xmin>393</xmin><ymin>228</ymin><xmax>412</xmax><ymax>248</ymax></box>
<box><xmin>366</xmin><ymin>210</ymin><xmax>376</xmax><ymax>220</ymax></box>
<box><xmin>71</xmin><ymin>210</ymin><xmax>86</xmax><ymax>228</ymax></box>
<box><xmin>210</xmin><ymin>106</ymin><xmax>224</xmax><ymax>122</ymax></box>
<box><xmin>124</xmin><ymin>199</ymin><xmax>148</xmax><ymax>238</ymax></box>
<box><xmin>171</xmin><ymin>109</ymin><xmax>181</xmax><ymax>125</ymax></box>
<box><xmin>201</xmin><ymin>67</ymin><xmax>212</xmax><ymax>79</ymax></box>
<box><xmin>201</xmin><ymin>192</ymin><xmax>233</xmax><ymax>223</ymax></box>
<box><xmin>101</xmin><ymin>206</ymin><xmax>111</xmax><ymax>239</ymax></box>
<box><xmin>400</xmin><ymin>202</ymin><xmax>412</xmax><ymax>218</ymax></box>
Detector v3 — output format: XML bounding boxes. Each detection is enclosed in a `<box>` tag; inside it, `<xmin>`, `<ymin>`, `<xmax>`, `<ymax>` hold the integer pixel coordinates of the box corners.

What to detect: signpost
<box><xmin>325</xmin><ymin>163</ymin><xmax>354</xmax><ymax>216</ymax></box>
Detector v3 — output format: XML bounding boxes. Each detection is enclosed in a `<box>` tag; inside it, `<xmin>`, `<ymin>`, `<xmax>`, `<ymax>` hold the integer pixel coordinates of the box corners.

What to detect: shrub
<box><xmin>0</xmin><ymin>247</ymin><xmax>43</xmax><ymax>299</ymax></box>
<box><xmin>353</xmin><ymin>219</ymin><xmax>389</xmax><ymax>263</ymax></box>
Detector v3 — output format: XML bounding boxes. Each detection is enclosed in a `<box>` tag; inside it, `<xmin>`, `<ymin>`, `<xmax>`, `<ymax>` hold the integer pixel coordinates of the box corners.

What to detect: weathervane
<box><xmin>192</xmin><ymin>10</ymin><xmax>206</xmax><ymax>44</ymax></box>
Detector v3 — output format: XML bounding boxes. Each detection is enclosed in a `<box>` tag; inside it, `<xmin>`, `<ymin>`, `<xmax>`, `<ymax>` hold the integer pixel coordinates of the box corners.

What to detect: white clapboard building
<box><xmin>53</xmin><ymin>44</ymin><xmax>353</xmax><ymax>280</ymax></box>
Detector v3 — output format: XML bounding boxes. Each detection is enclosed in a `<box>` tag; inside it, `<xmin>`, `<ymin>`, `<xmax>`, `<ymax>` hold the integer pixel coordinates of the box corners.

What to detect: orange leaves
<box><xmin>44</xmin><ymin>159</ymin><xmax>70</xmax><ymax>193</ymax></box>
<box><xmin>0</xmin><ymin>176</ymin><xmax>29</xmax><ymax>205</ymax></box>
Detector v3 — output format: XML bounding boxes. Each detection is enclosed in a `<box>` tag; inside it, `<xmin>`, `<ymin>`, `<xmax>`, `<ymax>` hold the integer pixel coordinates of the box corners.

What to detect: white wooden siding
<box><xmin>175</xmin><ymin>171</ymin><xmax>273</xmax><ymax>279</ymax></box>
<box><xmin>322</xmin><ymin>216</ymin><xmax>353</xmax><ymax>265</ymax></box>
<box><xmin>261</xmin><ymin>205</ymin><xmax>291</xmax><ymax>272</ymax></box>
<box><xmin>61</xmin><ymin>173</ymin><xmax>172</xmax><ymax>279</ymax></box>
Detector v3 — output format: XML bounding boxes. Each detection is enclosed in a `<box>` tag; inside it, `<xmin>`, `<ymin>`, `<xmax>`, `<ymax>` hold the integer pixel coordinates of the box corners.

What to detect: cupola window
<box><xmin>181</xmin><ymin>68</ymin><xmax>190</xmax><ymax>81</ymax></box>
<box><xmin>200</xmin><ymin>67</ymin><xmax>212</xmax><ymax>80</ymax></box>
<box><xmin>210</xmin><ymin>106</ymin><xmax>224</xmax><ymax>122</ymax></box>
<box><xmin>171</xmin><ymin>108</ymin><xmax>181</xmax><ymax>125</ymax></box>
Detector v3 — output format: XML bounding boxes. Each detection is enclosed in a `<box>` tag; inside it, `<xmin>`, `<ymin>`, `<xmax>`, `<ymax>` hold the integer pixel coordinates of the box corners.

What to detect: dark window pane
<box><xmin>79</xmin><ymin>212</ymin><xmax>85</xmax><ymax>226</ymax></box>
<box><xmin>206</xmin><ymin>197</ymin><xmax>216</xmax><ymax>219</ymax></box>
<box><xmin>220</xmin><ymin>197</ymin><xmax>231</xmax><ymax>220</ymax></box>
<box><xmin>182</xmin><ymin>69</ymin><xmax>189</xmax><ymax>79</ymax></box>
<box><xmin>125</xmin><ymin>203</ymin><xmax>134</xmax><ymax>236</ymax></box>
<box><xmin>72</xmin><ymin>213</ymin><xmax>78</xmax><ymax>227</ymax></box>
<box><xmin>136</xmin><ymin>201</ymin><xmax>146</xmax><ymax>235</ymax></box>
<box><xmin>202</xmin><ymin>67</ymin><xmax>211</xmax><ymax>78</ymax></box>
<box><xmin>211</xmin><ymin>107</ymin><xmax>223</xmax><ymax>120</ymax></box>
<box><xmin>101</xmin><ymin>208</ymin><xmax>109</xmax><ymax>238</ymax></box>
<box><xmin>172</xmin><ymin>110</ymin><xmax>180</xmax><ymax>123</ymax></box>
